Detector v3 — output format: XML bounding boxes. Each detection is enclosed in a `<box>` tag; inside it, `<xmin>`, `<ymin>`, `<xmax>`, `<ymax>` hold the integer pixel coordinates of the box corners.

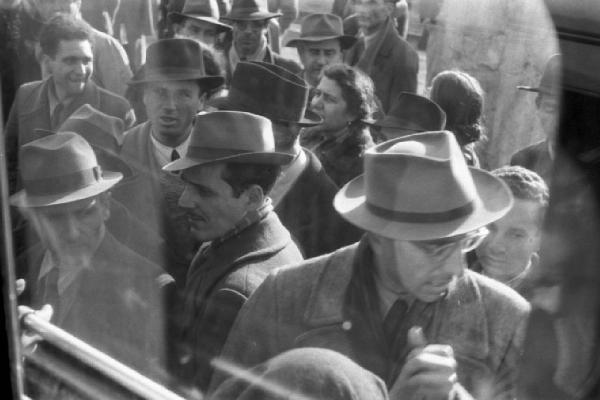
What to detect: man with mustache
<box><xmin>163</xmin><ymin>111</ymin><xmax>303</xmax><ymax>392</ymax></box>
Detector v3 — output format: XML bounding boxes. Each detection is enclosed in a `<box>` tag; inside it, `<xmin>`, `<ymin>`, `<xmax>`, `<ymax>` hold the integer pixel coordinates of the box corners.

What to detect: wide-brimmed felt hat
<box><xmin>222</xmin><ymin>0</ymin><xmax>281</xmax><ymax>21</ymax></box>
<box><xmin>128</xmin><ymin>38</ymin><xmax>224</xmax><ymax>90</ymax></box>
<box><xmin>10</xmin><ymin>132</ymin><xmax>122</xmax><ymax>208</ymax></box>
<box><xmin>285</xmin><ymin>13</ymin><xmax>357</xmax><ymax>50</ymax></box>
<box><xmin>334</xmin><ymin>131</ymin><xmax>513</xmax><ymax>240</ymax></box>
<box><xmin>209</xmin><ymin>61</ymin><xmax>322</xmax><ymax>126</ymax></box>
<box><xmin>163</xmin><ymin>111</ymin><xmax>294</xmax><ymax>171</ymax></box>
<box><xmin>55</xmin><ymin>104</ymin><xmax>134</xmax><ymax>178</ymax></box>
<box><xmin>168</xmin><ymin>0</ymin><xmax>232</xmax><ymax>33</ymax></box>
<box><xmin>518</xmin><ymin>53</ymin><xmax>561</xmax><ymax>96</ymax></box>
<box><xmin>375</xmin><ymin>92</ymin><xmax>446</xmax><ymax>134</ymax></box>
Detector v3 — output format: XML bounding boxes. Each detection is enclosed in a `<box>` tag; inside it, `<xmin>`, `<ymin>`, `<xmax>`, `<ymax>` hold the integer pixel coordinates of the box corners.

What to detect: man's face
<box><xmin>298</xmin><ymin>40</ymin><xmax>343</xmax><ymax>87</ymax></box>
<box><xmin>28</xmin><ymin>195</ymin><xmax>110</xmax><ymax>267</ymax></box>
<box><xmin>143</xmin><ymin>80</ymin><xmax>204</xmax><ymax>146</ymax></box>
<box><xmin>355</xmin><ymin>0</ymin><xmax>389</xmax><ymax>35</ymax></box>
<box><xmin>33</xmin><ymin>0</ymin><xmax>80</xmax><ymax>20</ymax></box>
<box><xmin>476</xmin><ymin>199</ymin><xmax>542</xmax><ymax>283</ymax></box>
<box><xmin>272</xmin><ymin>121</ymin><xmax>301</xmax><ymax>152</ymax></box>
<box><xmin>46</xmin><ymin>39</ymin><xmax>93</xmax><ymax>98</ymax></box>
<box><xmin>310</xmin><ymin>76</ymin><xmax>352</xmax><ymax>131</ymax></box>
<box><xmin>178</xmin><ymin>163</ymin><xmax>251</xmax><ymax>242</ymax></box>
<box><xmin>175</xmin><ymin>18</ymin><xmax>219</xmax><ymax>48</ymax></box>
<box><xmin>369</xmin><ymin>231</ymin><xmax>485</xmax><ymax>302</ymax></box>
<box><xmin>536</xmin><ymin>93</ymin><xmax>560</xmax><ymax>143</ymax></box>
<box><xmin>232</xmin><ymin>19</ymin><xmax>269</xmax><ymax>57</ymax></box>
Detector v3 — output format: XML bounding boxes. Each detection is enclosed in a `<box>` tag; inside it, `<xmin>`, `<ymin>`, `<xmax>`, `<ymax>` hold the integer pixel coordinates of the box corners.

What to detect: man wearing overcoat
<box><xmin>211</xmin><ymin>131</ymin><xmax>531</xmax><ymax>400</ymax></box>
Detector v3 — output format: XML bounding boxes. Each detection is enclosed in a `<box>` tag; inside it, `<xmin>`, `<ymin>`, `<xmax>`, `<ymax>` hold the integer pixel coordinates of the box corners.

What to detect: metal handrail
<box><xmin>21</xmin><ymin>306</ymin><xmax>187</xmax><ymax>400</ymax></box>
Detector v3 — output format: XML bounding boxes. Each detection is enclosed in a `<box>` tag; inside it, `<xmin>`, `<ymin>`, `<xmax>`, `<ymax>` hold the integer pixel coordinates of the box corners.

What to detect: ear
<box><xmin>41</xmin><ymin>54</ymin><xmax>53</xmax><ymax>76</ymax></box>
<box><xmin>243</xmin><ymin>184</ymin><xmax>265</xmax><ymax>211</ymax></box>
<box><xmin>198</xmin><ymin>91</ymin><xmax>208</xmax><ymax>111</ymax></box>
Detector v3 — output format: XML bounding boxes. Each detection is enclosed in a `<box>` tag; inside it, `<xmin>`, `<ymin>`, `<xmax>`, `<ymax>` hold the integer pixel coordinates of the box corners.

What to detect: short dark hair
<box><xmin>430</xmin><ymin>70</ymin><xmax>485</xmax><ymax>146</ymax></box>
<box><xmin>221</xmin><ymin>162</ymin><xmax>282</xmax><ymax>197</ymax></box>
<box><xmin>492</xmin><ymin>165</ymin><xmax>549</xmax><ymax>207</ymax></box>
<box><xmin>39</xmin><ymin>14</ymin><xmax>92</xmax><ymax>58</ymax></box>
<box><xmin>322</xmin><ymin>64</ymin><xmax>377</xmax><ymax>124</ymax></box>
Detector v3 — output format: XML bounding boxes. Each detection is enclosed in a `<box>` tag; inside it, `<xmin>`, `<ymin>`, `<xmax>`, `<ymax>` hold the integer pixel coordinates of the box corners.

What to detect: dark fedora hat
<box><xmin>285</xmin><ymin>13</ymin><xmax>357</xmax><ymax>50</ymax></box>
<box><xmin>222</xmin><ymin>0</ymin><xmax>281</xmax><ymax>21</ymax></box>
<box><xmin>375</xmin><ymin>92</ymin><xmax>446</xmax><ymax>138</ymax></box>
<box><xmin>168</xmin><ymin>0</ymin><xmax>232</xmax><ymax>33</ymax></box>
<box><xmin>10</xmin><ymin>132</ymin><xmax>122</xmax><ymax>208</ymax></box>
<box><xmin>518</xmin><ymin>53</ymin><xmax>561</xmax><ymax>96</ymax></box>
<box><xmin>128</xmin><ymin>38</ymin><xmax>224</xmax><ymax>90</ymax></box>
<box><xmin>163</xmin><ymin>111</ymin><xmax>294</xmax><ymax>172</ymax></box>
<box><xmin>209</xmin><ymin>61</ymin><xmax>322</xmax><ymax>126</ymax></box>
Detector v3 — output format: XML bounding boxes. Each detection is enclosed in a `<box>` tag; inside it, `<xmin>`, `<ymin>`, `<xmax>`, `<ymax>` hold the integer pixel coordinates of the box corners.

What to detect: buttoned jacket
<box><xmin>211</xmin><ymin>243</ymin><xmax>531</xmax><ymax>399</ymax></box>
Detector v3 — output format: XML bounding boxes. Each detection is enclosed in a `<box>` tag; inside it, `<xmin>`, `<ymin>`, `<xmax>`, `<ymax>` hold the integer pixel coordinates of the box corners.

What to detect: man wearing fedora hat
<box><xmin>220</xmin><ymin>0</ymin><xmax>301</xmax><ymax>84</ymax></box>
<box><xmin>210</xmin><ymin>60</ymin><xmax>362</xmax><ymax>258</ymax></box>
<box><xmin>210</xmin><ymin>131</ymin><xmax>530</xmax><ymax>399</ymax></box>
<box><xmin>285</xmin><ymin>13</ymin><xmax>357</xmax><ymax>90</ymax></box>
<box><xmin>11</xmin><ymin>131</ymin><xmax>174</xmax><ymax>377</ymax></box>
<box><xmin>163</xmin><ymin>111</ymin><xmax>303</xmax><ymax>391</ymax></box>
<box><xmin>344</xmin><ymin>0</ymin><xmax>419</xmax><ymax>114</ymax></box>
<box><xmin>374</xmin><ymin>92</ymin><xmax>447</xmax><ymax>140</ymax></box>
<box><xmin>5</xmin><ymin>14</ymin><xmax>134</xmax><ymax>195</ymax></box>
<box><xmin>511</xmin><ymin>54</ymin><xmax>562</xmax><ymax>183</ymax></box>
<box><xmin>118</xmin><ymin>38</ymin><xmax>224</xmax><ymax>287</ymax></box>
<box><xmin>169</xmin><ymin>0</ymin><xmax>233</xmax><ymax>50</ymax></box>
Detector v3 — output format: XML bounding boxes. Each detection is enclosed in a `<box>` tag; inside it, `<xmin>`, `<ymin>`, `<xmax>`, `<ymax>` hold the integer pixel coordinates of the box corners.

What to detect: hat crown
<box><xmin>225</xmin><ymin>0</ymin><xmax>279</xmax><ymax>20</ymax></box>
<box><xmin>189</xmin><ymin>110</ymin><xmax>275</xmax><ymax>154</ymax></box>
<box><xmin>379</xmin><ymin>92</ymin><xmax>446</xmax><ymax>131</ymax></box>
<box><xmin>364</xmin><ymin>131</ymin><xmax>478</xmax><ymax>216</ymax></box>
<box><xmin>300</xmin><ymin>13</ymin><xmax>344</xmax><ymax>38</ymax></box>
<box><xmin>227</xmin><ymin>61</ymin><xmax>309</xmax><ymax>122</ymax></box>
<box><xmin>58</xmin><ymin>104</ymin><xmax>124</xmax><ymax>152</ymax></box>
<box><xmin>145</xmin><ymin>38</ymin><xmax>205</xmax><ymax>77</ymax></box>
<box><xmin>182</xmin><ymin>0</ymin><xmax>220</xmax><ymax>18</ymax></box>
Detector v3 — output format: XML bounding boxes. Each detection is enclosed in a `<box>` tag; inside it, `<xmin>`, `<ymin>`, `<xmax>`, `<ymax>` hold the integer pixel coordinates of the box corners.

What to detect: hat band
<box><xmin>366</xmin><ymin>200</ymin><xmax>475</xmax><ymax>223</ymax></box>
<box><xmin>24</xmin><ymin>166</ymin><xmax>103</xmax><ymax>196</ymax></box>
<box><xmin>187</xmin><ymin>146</ymin><xmax>261</xmax><ymax>160</ymax></box>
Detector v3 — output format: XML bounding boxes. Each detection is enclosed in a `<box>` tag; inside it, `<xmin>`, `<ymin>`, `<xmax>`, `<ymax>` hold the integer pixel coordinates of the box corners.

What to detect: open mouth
<box><xmin>159</xmin><ymin>116</ymin><xmax>179</xmax><ymax>126</ymax></box>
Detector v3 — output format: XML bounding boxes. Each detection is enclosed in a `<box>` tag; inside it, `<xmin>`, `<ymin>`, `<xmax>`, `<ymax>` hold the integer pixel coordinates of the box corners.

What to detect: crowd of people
<box><xmin>1</xmin><ymin>0</ymin><xmax>567</xmax><ymax>399</ymax></box>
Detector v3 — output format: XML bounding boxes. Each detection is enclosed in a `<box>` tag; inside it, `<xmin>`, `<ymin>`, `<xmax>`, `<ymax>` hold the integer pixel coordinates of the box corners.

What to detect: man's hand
<box><xmin>389</xmin><ymin>326</ymin><xmax>458</xmax><ymax>400</ymax></box>
<box><xmin>17</xmin><ymin>280</ymin><xmax>54</xmax><ymax>357</ymax></box>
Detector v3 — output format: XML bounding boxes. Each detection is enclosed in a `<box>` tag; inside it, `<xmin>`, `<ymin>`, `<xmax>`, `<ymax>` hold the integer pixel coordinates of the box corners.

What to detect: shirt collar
<box><xmin>150</xmin><ymin>129</ymin><xmax>191</xmax><ymax>167</ymax></box>
<box><xmin>211</xmin><ymin>198</ymin><xmax>274</xmax><ymax>248</ymax></box>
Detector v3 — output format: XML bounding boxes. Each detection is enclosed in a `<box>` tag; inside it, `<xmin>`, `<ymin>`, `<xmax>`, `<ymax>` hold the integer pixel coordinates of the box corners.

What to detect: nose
<box><xmin>163</xmin><ymin>92</ymin><xmax>177</xmax><ymax>110</ymax></box>
<box><xmin>178</xmin><ymin>185</ymin><xmax>194</xmax><ymax>209</ymax></box>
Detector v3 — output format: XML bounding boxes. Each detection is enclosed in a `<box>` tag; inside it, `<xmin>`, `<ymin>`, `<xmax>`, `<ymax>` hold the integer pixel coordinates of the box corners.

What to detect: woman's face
<box><xmin>310</xmin><ymin>77</ymin><xmax>354</xmax><ymax>131</ymax></box>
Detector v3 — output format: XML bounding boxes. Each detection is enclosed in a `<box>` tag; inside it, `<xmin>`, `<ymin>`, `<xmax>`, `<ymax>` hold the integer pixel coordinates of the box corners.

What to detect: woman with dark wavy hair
<box><xmin>301</xmin><ymin>64</ymin><xmax>378</xmax><ymax>187</ymax></box>
<box><xmin>429</xmin><ymin>70</ymin><xmax>485</xmax><ymax>167</ymax></box>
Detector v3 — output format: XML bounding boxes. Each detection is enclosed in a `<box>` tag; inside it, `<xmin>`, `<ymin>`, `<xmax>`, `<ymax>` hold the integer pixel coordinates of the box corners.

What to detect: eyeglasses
<box><xmin>414</xmin><ymin>227</ymin><xmax>490</xmax><ymax>254</ymax></box>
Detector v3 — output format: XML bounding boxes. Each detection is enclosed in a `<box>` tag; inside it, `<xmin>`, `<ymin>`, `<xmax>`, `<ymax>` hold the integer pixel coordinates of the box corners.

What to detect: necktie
<box><xmin>171</xmin><ymin>149</ymin><xmax>180</xmax><ymax>161</ymax></box>
<box><xmin>50</xmin><ymin>103</ymin><xmax>65</xmax><ymax>130</ymax></box>
<box><xmin>383</xmin><ymin>299</ymin><xmax>409</xmax><ymax>348</ymax></box>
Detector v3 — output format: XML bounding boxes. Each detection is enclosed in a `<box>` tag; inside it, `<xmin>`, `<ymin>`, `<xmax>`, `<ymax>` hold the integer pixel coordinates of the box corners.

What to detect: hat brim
<box><xmin>168</xmin><ymin>12</ymin><xmax>232</xmax><ymax>32</ymax></box>
<box><xmin>517</xmin><ymin>85</ymin><xmax>540</xmax><ymax>93</ymax></box>
<box><xmin>209</xmin><ymin>97</ymin><xmax>323</xmax><ymax>127</ymax></box>
<box><xmin>10</xmin><ymin>172</ymin><xmax>123</xmax><ymax>208</ymax></box>
<box><xmin>129</xmin><ymin>74</ymin><xmax>225</xmax><ymax>91</ymax></box>
<box><xmin>222</xmin><ymin>11</ymin><xmax>282</xmax><ymax>21</ymax></box>
<box><xmin>286</xmin><ymin>35</ymin><xmax>357</xmax><ymax>50</ymax></box>
<box><xmin>334</xmin><ymin>168</ymin><xmax>513</xmax><ymax>241</ymax></box>
<box><xmin>163</xmin><ymin>152</ymin><xmax>294</xmax><ymax>172</ymax></box>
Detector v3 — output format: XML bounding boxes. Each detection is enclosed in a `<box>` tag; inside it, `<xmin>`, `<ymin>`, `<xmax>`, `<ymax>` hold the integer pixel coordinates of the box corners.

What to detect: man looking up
<box><xmin>345</xmin><ymin>0</ymin><xmax>419</xmax><ymax>113</ymax></box>
<box><xmin>285</xmin><ymin>13</ymin><xmax>356</xmax><ymax>90</ymax></box>
<box><xmin>211</xmin><ymin>131</ymin><xmax>530</xmax><ymax>400</ymax></box>
<box><xmin>163</xmin><ymin>111</ymin><xmax>303</xmax><ymax>391</ymax></box>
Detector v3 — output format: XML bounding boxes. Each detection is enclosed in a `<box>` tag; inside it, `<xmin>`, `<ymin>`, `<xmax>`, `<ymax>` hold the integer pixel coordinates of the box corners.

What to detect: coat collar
<box><xmin>303</xmin><ymin>244</ymin><xmax>489</xmax><ymax>359</ymax></box>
